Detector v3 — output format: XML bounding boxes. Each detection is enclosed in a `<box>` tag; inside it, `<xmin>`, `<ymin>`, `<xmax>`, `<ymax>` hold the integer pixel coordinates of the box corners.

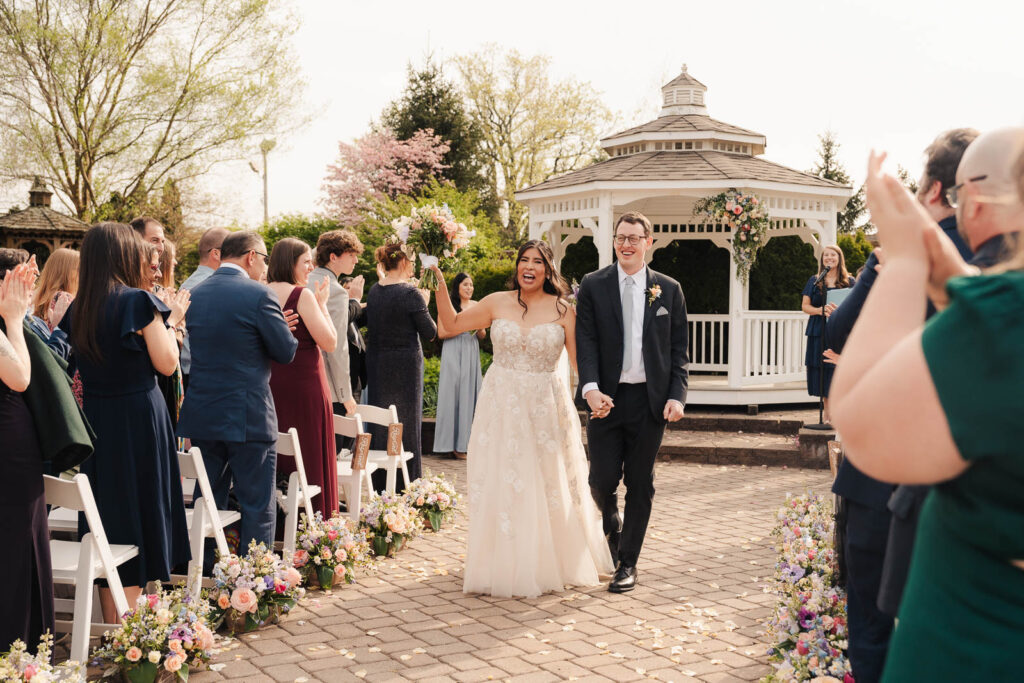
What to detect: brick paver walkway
<box><xmin>189</xmin><ymin>457</ymin><xmax>831</xmax><ymax>683</ymax></box>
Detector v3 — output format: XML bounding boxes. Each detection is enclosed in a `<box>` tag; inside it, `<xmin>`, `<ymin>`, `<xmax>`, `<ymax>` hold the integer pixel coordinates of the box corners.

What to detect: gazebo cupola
<box><xmin>604</xmin><ymin>66</ymin><xmax>766</xmax><ymax>159</ymax></box>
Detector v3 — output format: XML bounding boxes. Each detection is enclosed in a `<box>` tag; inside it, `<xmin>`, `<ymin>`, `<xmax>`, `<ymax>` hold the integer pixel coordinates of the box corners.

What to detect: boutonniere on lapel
<box><xmin>646</xmin><ymin>284</ymin><xmax>662</xmax><ymax>307</ymax></box>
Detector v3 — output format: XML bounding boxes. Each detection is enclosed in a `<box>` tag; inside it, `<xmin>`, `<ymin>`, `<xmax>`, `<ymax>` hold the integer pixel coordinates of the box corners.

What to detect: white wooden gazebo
<box><xmin>516</xmin><ymin>66</ymin><xmax>853</xmax><ymax>406</ymax></box>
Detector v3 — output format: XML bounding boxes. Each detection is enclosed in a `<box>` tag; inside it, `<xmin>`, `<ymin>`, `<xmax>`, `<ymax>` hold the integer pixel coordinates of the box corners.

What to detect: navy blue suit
<box><xmin>177</xmin><ymin>266</ymin><xmax>297</xmax><ymax>552</ymax></box>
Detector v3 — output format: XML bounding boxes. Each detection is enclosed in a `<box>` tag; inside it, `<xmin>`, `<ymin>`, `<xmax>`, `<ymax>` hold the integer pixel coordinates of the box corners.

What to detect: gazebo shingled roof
<box><xmin>0</xmin><ymin>177</ymin><xmax>89</xmax><ymax>258</ymax></box>
<box><xmin>601</xmin><ymin>115</ymin><xmax>764</xmax><ymax>142</ymax></box>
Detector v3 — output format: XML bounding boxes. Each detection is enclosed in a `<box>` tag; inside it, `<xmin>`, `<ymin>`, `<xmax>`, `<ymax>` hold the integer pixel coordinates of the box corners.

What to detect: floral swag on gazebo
<box><xmin>694</xmin><ymin>189</ymin><xmax>771</xmax><ymax>284</ymax></box>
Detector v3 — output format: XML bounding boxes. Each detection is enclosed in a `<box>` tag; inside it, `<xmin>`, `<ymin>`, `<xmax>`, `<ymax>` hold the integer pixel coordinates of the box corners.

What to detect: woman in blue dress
<box><xmin>61</xmin><ymin>223</ymin><xmax>191</xmax><ymax>622</ymax></box>
<box><xmin>433</xmin><ymin>273</ymin><xmax>485</xmax><ymax>459</ymax></box>
<box><xmin>801</xmin><ymin>245</ymin><xmax>854</xmax><ymax>414</ymax></box>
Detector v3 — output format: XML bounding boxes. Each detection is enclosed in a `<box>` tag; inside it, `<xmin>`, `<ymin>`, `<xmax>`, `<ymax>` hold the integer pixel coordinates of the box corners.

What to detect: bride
<box><xmin>430</xmin><ymin>241</ymin><xmax>614</xmax><ymax>598</ymax></box>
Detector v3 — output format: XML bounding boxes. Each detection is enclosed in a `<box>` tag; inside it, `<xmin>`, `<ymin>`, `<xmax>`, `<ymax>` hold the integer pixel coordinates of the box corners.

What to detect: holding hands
<box><xmin>586</xmin><ymin>390</ymin><xmax>614</xmax><ymax>419</ymax></box>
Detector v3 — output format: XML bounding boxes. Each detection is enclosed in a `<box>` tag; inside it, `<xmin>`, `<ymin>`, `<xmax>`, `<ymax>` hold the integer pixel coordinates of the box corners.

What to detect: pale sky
<box><xmin>4</xmin><ymin>0</ymin><xmax>1023</xmax><ymax>226</ymax></box>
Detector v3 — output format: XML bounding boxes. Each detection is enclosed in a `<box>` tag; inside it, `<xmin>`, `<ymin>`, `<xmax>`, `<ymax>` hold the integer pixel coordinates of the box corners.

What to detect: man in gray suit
<box><xmin>308</xmin><ymin>229</ymin><xmax>364</xmax><ymax>417</ymax></box>
<box><xmin>178</xmin><ymin>227</ymin><xmax>228</xmax><ymax>390</ymax></box>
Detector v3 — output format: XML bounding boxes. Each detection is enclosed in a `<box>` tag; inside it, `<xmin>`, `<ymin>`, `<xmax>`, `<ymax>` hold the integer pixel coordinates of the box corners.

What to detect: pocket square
<box><xmin>656</xmin><ymin>306</ymin><xmax>669</xmax><ymax>317</ymax></box>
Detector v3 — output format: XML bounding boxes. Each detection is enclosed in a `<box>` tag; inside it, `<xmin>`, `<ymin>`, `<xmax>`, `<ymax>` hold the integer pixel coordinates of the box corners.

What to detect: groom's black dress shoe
<box><xmin>608</xmin><ymin>563</ymin><xmax>637</xmax><ymax>593</ymax></box>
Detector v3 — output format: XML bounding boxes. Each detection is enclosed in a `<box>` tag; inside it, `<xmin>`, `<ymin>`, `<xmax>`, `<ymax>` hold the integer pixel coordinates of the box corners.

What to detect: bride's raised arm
<box><xmin>431</xmin><ymin>265</ymin><xmax>496</xmax><ymax>336</ymax></box>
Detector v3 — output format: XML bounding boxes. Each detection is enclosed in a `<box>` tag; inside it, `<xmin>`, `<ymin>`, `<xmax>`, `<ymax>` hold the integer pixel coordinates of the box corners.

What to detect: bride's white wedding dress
<box><xmin>463</xmin><ymin>318</ymin><xmax>614</xmax><ymax>598</ymax></box>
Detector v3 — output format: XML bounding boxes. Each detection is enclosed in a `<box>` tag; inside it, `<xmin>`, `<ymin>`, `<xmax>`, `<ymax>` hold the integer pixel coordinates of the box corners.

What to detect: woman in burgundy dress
<box><xmin>267</xmin><ymin>238</ymin><xmax>338</xmax><ymax>518</ymax></box>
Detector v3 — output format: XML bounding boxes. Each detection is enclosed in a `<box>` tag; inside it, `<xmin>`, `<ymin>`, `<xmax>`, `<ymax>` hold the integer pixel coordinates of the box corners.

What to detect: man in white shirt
<box><xmin>575</xmin><ymin>211</ymin><xmax>689</xmax><ymax>592</ymax></box>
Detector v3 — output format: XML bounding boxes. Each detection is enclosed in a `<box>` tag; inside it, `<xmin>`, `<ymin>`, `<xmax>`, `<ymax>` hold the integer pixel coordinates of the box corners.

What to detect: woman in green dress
<box><xmin>831</xmin><ymin>140</ymin><xmax>1024</xmax><ymax>681</ymax></box>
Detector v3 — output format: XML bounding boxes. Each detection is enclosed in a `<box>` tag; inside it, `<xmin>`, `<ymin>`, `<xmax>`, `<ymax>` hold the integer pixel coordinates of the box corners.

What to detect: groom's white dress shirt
<box><xmin>581</xmin><ymin>263</ymin><xmax>647</xmax><ymax>398</ymax></box>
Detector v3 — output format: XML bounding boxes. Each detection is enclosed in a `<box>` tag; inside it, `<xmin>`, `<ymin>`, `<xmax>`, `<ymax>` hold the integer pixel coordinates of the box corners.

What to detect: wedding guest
<box><xmin>307</xmin><ymin>229</ymin><xmax>364</xmax><ymax>419</ymax></box>
<box><xmin>267</xmin><ymin>237</ymin><xmax>338</xmax><ymax>519</ymax></box>
<box><xmin>877</xmin><ymin>128</ymin><xmax>977</xmax><ymax>621</ymax></box>
<box><xmin>146</xmin><ymin>243</ymin><xmax>162</xmax><ymax>291</ymax></box>
<box><xmin>147</xmin><ymin>243</ymin><xmax>186</xmax><ymax>431</ymax></box>
<box><xmin>432</xmin><ymin>272</ymin><xmax>484</xmax><ymax>459</ymax></box>
<box><xmin>365</xmin><ymin>241</ymin><xmax>435</xmax><ymax>490</ymax></box>
<box><xmin>833</xmin><ymin>138</ymin><xmax>1024</xmax><ymax>682</ymax></box>
<box><xmin>130</xmin><ymin>215</ymin><xmax>165</xmax><ymax>254</ymax></box>
<box><xmin>800</xmin><ymin>245</ymin><xmax>853</xmax><ymax>415</ymax></box>
<box><xmin>177</xmin><ymin>231</ymin><xmax>297</xmax><ymax>557</ymax></box>
<box><xmin>340</xmin><ymin>276</ymin><xmax>367</xmax><ymax>401</ymax></box>
<box><xmin>60</xmin><ymin>223</ymin><xmax>191</xmax><ymax>622</ymax></box>
<box><xmin>158</xmin><ymin>240</ymin><xmax>178</xmax><ymax>289</ymax></box>
<box><xmin>32</xmin><ymin>247</ymin><xmax>78</xmax><ymax>330</ymax></box>
<box><xmin>0</xmin><ymin>261</ymin><xmax>55</xmax><ymax>652</ymax></box>
<box><xmin>178</xmin><ymin>227</ymin><xmax>228</xmax><ymax>390</ymax></box>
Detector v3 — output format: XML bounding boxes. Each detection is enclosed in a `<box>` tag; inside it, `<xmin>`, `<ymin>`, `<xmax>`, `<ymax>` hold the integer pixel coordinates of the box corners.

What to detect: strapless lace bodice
<box><xmin>490</xmin><ymin>319</ymin><xmax>565</xmax><ymax>374</ymax></box>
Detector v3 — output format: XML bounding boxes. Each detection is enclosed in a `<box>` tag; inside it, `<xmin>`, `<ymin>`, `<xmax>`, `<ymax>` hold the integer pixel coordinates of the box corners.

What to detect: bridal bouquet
<box><xmin>209</xmin><ymin>541</ymin><xmax>304</xmax><ymax>634</ymax></box>
<box><xmin>294</xmin><ymin>512</ymin><xmax>372</xmax><ymax>590</ymax></box>
<box><xmin>404</xmin><ymin>473</ymin><xmax>461</xmax><ymax>531</ymax></box>
<box><xmin>0</xmin><ymin>634</ymin><xmax>84</xmax><ymax>682</ymax></box>
<box><xmin>359</xmin><ymin>491</ymin><xmax>423</xmax><ymax>557</ymax></box>
<box><xmin>94</xmin><ymin>586</ymin><xmax>214</xmax><ymax>682</ymax></box>
<box><xmin>391</xmin><ymin>203</ymin><xmax>475</xmax><ymax>290</ymax></box>
<box><xmin>763</xmin><ymin>493</ymin><xmax>852</xmax><ymax>683</ymax></box>
<box><xmin>694</xmin><ymin>189</ymin><xmax>770</xmax><ymax>284</ymax></box>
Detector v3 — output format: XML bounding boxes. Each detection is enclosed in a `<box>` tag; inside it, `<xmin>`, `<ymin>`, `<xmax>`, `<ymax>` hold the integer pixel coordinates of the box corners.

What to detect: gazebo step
<box><xmin>666</xmin><ymin>412</ymin><xmax>806</xmax><ymax>436</ymax></box>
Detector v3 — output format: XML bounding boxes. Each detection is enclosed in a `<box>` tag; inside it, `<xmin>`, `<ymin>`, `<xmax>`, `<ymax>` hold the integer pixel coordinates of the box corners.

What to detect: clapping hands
<box><xmin>165</xmin><ymin>288</ymin><xmax>191</xmax><ymax>328</ymax></box>
<box><xmin>314</xmin><ymin>277</ymin><xmax>330</xmax><ymax>308</ymax></box>
<box><xmin>0</xmin><ymin>262</ymin><xmax>36</xmax><ymax>323</ymax></box>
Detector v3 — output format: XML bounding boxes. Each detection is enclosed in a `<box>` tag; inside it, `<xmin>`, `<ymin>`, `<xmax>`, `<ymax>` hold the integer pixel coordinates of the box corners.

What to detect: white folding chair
<box><xmin>276</xmin><ymin>427</ymin><xmax>321</xmax><ymax>554</ymax></box>
<box><xmin>44</xmin><ymin>473</ymin><xmax>139</xmax><ymax>664</ymax></box>
<box><xmin>333</xmin><ymin>413</ymin><xmax>375</xmax><ymax>522</ymax></box>
<box><xmin>173</xmin><ymin>447</ymin><xmax>242</xmax><ymax>597</ymax></box>
<box><xmin>350</xmin><ymin>404</ymin><xmax>414</xmax><ymax>494</ymax></box>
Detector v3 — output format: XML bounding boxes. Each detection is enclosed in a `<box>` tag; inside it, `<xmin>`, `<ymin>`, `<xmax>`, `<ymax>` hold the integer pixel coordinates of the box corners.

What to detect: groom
<box><xmin>576</xmin><ymin>211</ymin><xmax>689</xmax><ymax>593</ymax></box>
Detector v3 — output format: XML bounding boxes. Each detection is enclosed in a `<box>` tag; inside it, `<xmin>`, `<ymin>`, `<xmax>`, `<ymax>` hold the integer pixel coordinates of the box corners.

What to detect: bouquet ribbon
<box><xmin>418</xmin><ymin>253</ymin><xmax>438</xmax><ymax>268</ymax></box>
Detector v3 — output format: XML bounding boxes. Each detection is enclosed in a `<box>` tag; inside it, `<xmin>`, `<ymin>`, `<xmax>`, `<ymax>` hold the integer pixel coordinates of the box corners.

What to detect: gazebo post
<box><xmin>726</xmin><ymin>249</ymin><xmax>745</xmax><ymax>389</ymax></box>
<box><xmin>596</xmin><ymin>192</ymin><xmax>614</xmax><ymax>267</ymax></box>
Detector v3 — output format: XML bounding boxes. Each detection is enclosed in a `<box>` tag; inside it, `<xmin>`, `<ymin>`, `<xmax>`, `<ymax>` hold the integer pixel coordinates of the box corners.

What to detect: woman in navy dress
<box><xmin>801</xmin><ymin>245</ymin><xmax>854</xmax><ymax>412</ymax></box>
<box><xmin>0</xmin><ymin>261</ymin><xmax>54</xmax><ymax>651</ymax></box>
<box><xmin>61</xmin><ymin>223</ymin><xmax>191</xmax><ymax>622</ymax></box>
<box><xmin>365</xmin><ymin>242</ymin><xmax>436</xmax><ymax>490</ymax></box>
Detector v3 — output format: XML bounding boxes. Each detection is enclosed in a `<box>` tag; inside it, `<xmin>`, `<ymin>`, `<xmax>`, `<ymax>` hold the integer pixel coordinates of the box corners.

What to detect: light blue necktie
<box><xmin>622</xmin><ymin>276</ymin><xmax>635</xmax><ymax>372</ymax></box>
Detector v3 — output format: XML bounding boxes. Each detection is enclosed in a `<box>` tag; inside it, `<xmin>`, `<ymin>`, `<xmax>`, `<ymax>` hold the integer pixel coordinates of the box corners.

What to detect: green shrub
<box><xmin>838</xmin><ymin>230</ymin><xmax>874</xmax><ymax>275</ymax></box>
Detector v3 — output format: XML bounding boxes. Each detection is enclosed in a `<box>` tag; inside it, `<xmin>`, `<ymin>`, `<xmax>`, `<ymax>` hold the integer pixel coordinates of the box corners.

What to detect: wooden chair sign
<box><xmin>351</xmin><ymin>432</ymin><xmax>372</xmax><ymax>470</ymax></box>
<box><xmin>387</xmin><ymin>423</ymin><xmax>404</xmax><ymax>458</ymax></box>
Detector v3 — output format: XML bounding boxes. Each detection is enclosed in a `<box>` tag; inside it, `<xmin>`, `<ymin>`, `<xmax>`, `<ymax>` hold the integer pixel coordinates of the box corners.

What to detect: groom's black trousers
<box><xmin>586</xmin><ymin>382</ymin><xmax>666</xmax><ymax>566</ymax></box>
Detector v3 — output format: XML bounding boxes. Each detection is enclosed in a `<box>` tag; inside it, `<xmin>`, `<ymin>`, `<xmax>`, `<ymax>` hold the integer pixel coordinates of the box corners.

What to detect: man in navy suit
<box><xmin>178</xmin><ymin>231</ymin><xmax>298</xmax><ymax>552</ymax></box>
<box><xmin>576</xmin><ymin>211</ymin><xmax>689</xmax><ymax>593</ymax></box>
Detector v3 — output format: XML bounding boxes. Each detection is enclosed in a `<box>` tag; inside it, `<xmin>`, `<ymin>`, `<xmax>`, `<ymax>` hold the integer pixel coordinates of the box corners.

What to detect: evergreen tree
<box><xmin>381</xmin><ymin>56</ymin><xmax>485</xmax><ymax>194</ymax></box>
<box><xmin>810</xmin><ymin>131</ymin><xmax>866</xmax><ymax>234</ymax></box>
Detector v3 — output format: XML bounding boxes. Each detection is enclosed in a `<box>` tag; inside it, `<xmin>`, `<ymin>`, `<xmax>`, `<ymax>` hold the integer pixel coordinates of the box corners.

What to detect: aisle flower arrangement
<box><xmin>0</xmin><ymin>634</ymin><xmax>84</xmax><ymax>682</ymax></box>
<box><xmin>208</xmin><ymin>541</ymin><xmax>304</xmax><ymax>634</ymax></box>
<box><xmin>293</xmin><ymin>512</ymin><xmax>372</xmax><ymax>589</ymax></box>
<box><xmin>391</xmin><ymin>203</ymin><xmax>475</xmax><ymax>290</ymax></box>
<box><xmin>93</xmin><ymin>586</ymin><xmax>214</xmax><ymax>682</ymax></box>
<box><xmin>359</xmin><ymin>491</ymin><xmax>423</xmax><ymax>557</ymax></box>
<box><xmin>404</xmin><ymin>473</ymin><xmax>461</xmax><ymax>532</ymax></box>
<box><xmin>693</xmin><ymin>189</ymin><xmax>770</xmax><ymax>283</ymax></box>
<box><xmin>762</xmin><ymin>493</ymin><xmax>852</xmax><ymax>683</ymax></box>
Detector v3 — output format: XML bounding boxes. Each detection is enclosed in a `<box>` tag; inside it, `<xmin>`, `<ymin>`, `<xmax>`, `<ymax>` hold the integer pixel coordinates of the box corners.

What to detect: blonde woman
<box><xmin>32</xmin><ymin>248</ymin><xmax>78</xmax><ymax>331</ymax></box>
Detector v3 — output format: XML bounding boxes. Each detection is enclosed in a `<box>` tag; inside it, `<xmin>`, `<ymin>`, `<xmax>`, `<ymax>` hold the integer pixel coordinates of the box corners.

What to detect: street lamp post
<box><xmin>258</xmin><ymin>139</ymin><xmax>276</xmax><ymax>226</ymax></box>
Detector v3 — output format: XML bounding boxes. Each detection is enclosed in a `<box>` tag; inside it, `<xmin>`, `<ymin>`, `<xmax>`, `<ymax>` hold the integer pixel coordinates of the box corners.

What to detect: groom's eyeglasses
<box><xmin>614</xmin><ymin>235</ymin><xmax>644</xmax><ymax>246</ymax></box>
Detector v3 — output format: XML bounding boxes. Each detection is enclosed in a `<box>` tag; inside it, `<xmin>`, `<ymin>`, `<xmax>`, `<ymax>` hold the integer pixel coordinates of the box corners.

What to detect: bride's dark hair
<box><xmin>509</xmin><ymin>239</ymin><xmax>569</xmax><ymax>319</ymax></box>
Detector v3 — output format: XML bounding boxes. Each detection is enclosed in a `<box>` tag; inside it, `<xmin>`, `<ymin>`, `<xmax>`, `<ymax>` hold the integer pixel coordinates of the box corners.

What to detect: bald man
<box><xmin>952</xmin><ymin>127</ymin><xmax>1024</xmax><ymax>268</ymax></box>
<box><xmin>179</xmin><ymin>227</ymin><xmax>230</xmax><ymax>386</ymax></box>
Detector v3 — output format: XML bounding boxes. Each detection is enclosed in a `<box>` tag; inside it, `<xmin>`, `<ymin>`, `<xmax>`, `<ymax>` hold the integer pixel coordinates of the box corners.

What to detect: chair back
<box><xmin>355</xmin><ymin>404</ymin><xmax>404</xmax><ymax>457</ymax></box>
<box><xmin>333</xmin><ymin>413</ymin><xmax>372</xmax><ymax>470</ymax></box>
<box><xmin>276</xmin><ymin>428</ymin><xmax>315</xmax><ymax>521</ymax></box>
<box><xmin>177</xmin><ymin>447</ymin><xmax>230</xmax><ymax>555</ymax></box>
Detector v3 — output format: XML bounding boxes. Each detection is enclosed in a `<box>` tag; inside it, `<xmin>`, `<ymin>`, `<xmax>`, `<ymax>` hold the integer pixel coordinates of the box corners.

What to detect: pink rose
<box><xmin>164</xmin><ymin>654</ymin><xmax>183</xmax><ymax>673</ymax></box>
<box><xmin>196</xmin><ymin>624</ymin><xmax>214</xmax><ymax>651</ymax></box>
<box><xmin>284</xmin><ymin>567</ymin><xmax>302</xmax><ymax>587</ymax></box>
<box><xmin>146</xmin><ymin>594</ymin><xmax>160</xmax><ymax>609</ymax></box>
<box><xmin>168</xmin><ymin>639</ymin><xmax>183</xmax><ymax>654</ymax></box>
<box><xmin>275</xmin><ymin>582</ymin><xmax>287</xmax><ymax>594</ymax></box>
<box><xmin>327</xmin><ymin>530</ymin><xmax>339</xmax><ymax>541</ymax></box>
<box><xmin>733</xmin><ymin>206</ymin><xmax>742</xmax><ymax>215</ymax></box>
<box><xmin>23</xmin><ymin>664</ymin><xmax>38</xmax><ymax>679</ymax></box>
<box><xmin>125</xmin><ymin>647</ymin><xmax>143</xmax><ymax>662</ymax></box>
<box><xmin>292</xmin><ymin>549</ymin><xmax>308</xmax><ymax>567</ymax></box>
<box><xmin>334</xmin><ymin>548</ymin><xmax>347</xmax><ymax>563</ymax></box>
<box><xmin>334</xmin><ymin>564</ymin><xmax>347</xmax><ymax>577</ymax></box>
<box><xmin>230</xmin><ymin>587</ymin><xmax>258</xmax><ymax>614</ymax></box>
<box><xmin>217</xmin><ymin>593</ymin><xmax>230</xmax><ymax>610</ymax></box>
<box><xmin>796</xmin><ymin>641</ymin><xmax>809</xmax><ymax>655</ymax></box>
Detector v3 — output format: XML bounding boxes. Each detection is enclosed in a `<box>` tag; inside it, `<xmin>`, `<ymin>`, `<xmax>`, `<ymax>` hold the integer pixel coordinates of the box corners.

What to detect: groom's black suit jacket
<box><xmin>575</xmin><ymin>264</ymin><xmax>689</xmax><ymax>418</ymax></box>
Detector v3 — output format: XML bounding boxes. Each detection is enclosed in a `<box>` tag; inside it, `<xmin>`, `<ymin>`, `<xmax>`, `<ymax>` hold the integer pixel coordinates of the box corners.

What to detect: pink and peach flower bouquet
<box><xmin>93</xmin><ymin>585</ymin><xmax>214</xmax><ymax>683</ymax></box>
<box><xmin>294</xmin><ymin>512</ymin><xmax>371</xmax><ymax>589</ymax></box>
<box><xmin>391</xmin><ymin>203</ymin><xmax>475</xmax><ymax>290</ymax></box>
<box><xmin>0</xmin><ymin>633</ymin><xmax>84</xmax><ymax>682</ymax></box>
<box><xmin>404</xmin><ymin>473</ymin><xmax>461</xmax><ymax>532</ymax></box>
<box><xmin>359</xmin><ymin>491</ymin><xmax>423</xmax><ymax>557</ymax></box>
<box><xmin>209</xmin><ymin>541</ymin><xmax>304</xmax><ymax>634</ymax></box>
<box><xmin>694</xmin><ymin>189</ymin><xmax>770</xmax><ymax>284</ymax></box>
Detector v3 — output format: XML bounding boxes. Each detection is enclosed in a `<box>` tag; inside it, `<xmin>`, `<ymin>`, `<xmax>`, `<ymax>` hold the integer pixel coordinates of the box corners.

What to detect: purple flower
<box><xmin>263</xmin><ymin>575</ymin><xmax>274</xmax><ymax>590</ymax></box>
<box><xmin>798</xmin><ymin>608</ymin><xmax>817</xmax><ymax>629</ymax></box>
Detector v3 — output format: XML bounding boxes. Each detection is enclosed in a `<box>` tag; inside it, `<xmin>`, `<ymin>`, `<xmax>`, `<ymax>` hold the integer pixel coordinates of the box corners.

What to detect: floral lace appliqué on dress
<box><xmin>462</xmin><ymin>319</ymin><xmax>614</xmax><ymax>598</ymax></box>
